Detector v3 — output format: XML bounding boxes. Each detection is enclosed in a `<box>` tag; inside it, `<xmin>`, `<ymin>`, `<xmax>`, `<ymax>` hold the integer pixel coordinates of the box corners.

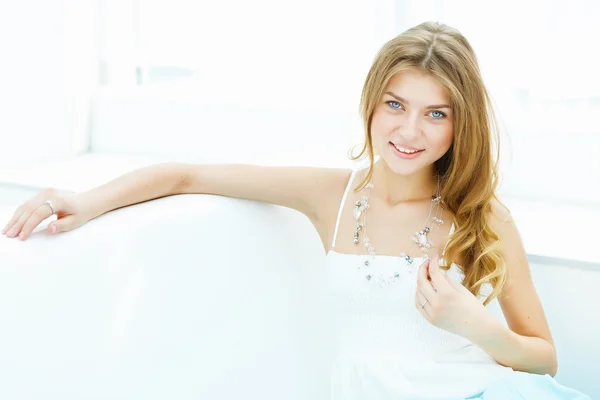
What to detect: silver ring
<box><xmin>421</xmin><ymin>299</ymin><xmax>429</xmax><ymax>309</ymax></box>
<box><xmin>44</xmin><ymin>199</ymin><xmax>56</xmax><ymax>215</ymax></box>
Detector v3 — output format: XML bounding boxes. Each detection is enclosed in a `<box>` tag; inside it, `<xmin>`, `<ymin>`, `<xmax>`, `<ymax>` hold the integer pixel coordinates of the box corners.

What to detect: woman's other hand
<box><xmin>415</xmin><ymin>254</ymin><xmax>492</xmax><ymax>340</ymax></box>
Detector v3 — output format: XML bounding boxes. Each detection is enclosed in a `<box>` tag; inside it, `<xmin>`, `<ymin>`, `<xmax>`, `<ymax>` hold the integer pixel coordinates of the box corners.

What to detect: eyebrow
<box><xmin>384</xmin><ymin>91</ymin><xmax>452</xmax><ymax>109</ymax></box>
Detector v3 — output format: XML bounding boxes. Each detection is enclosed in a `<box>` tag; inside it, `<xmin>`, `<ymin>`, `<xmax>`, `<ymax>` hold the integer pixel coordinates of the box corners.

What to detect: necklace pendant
<box><xmin>413</xmin><ymin>230</ymin><xmax>428</xmax><ymax>246</ymax></box>
<box><xmin>413</xmin><ymin>228</ymin><xmax>434</xmax><ymax>251</ymax></box>
<box><xmin>353</xmin><ymin>197</ymin><xmax>369</xmax><ymax>220</ymax></box>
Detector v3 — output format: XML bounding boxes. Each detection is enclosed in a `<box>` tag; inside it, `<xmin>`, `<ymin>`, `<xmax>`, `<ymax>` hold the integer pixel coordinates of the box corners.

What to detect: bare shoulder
<box><xmin>287</xmin><ymin>165</ymin><xmax>353</xmax><ymax>222</ymax></box>
<box><xmin>487</xmin><ymin>197</ymin><xmax>529</xmax><ymax>279</ymax></box>
<box><xmin>487</xmin><ymin>197</ymin><xmax>517</xmax><ymax>242</ymax></box>
<box><xmin>488</xmin><ymin>197</ymin><xmax>513</xmax><ymax>224</ymax></box>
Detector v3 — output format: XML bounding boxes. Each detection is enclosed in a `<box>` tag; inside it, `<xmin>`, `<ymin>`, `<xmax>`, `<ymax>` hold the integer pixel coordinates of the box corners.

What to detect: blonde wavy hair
<box><xmin>351</xmin><ymin>21</ymin><xmax>506</xmax><ymax>305</ymax></box>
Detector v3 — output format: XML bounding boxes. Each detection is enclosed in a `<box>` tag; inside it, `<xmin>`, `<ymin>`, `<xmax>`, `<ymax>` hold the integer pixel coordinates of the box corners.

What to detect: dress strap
<box><xmin>331</xmin><ymin>169</ymin><xmax>357</xmax><ymax>249</ymax></box>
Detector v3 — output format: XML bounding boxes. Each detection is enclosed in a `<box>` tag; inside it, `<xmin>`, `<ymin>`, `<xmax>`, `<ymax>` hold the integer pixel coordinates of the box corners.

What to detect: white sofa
<box><xmin>0</xmin><ymin>194</ymin><xmax>333</xmax><ymax>399</ymax></box>
<box><xmin>0</xmin><ymin>165</ymin><xmax>599</xmax><ymax>399</ymax></box>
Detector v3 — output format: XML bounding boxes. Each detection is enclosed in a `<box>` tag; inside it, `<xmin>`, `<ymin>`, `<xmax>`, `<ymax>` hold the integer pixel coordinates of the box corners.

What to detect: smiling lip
<box><xmin>390</xmin><ymin>142</ymin><xmax>424</xmax><ymax>158</ymax></box>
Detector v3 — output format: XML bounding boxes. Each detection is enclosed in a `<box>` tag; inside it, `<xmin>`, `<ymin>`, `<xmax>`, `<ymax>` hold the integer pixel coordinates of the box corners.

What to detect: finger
<box><xmin>5</xmin><ymin>208</ymin><xmax>35</xmax><ymax>238</ymax></box>
<box><xmin>417</xmin><ymin>259</ymin><xmax>430</xmax><ymax>284</ymax></box>
<box><xmin>415</xmin><ymin>290</ymin><xmax>431</xmax><ymax>319</ymax></box>
<box><xmin>48</xmin><ymin>215</ymin><xmax>77</xmax><ymax>234</ymax></box>
<box><xmin>427</xmin><ymin>254</ymin><xmax>451</xmax><ymax>291</ymax></box>
<box><xmin>14</xmin><ymin>200</ymin><xmax>60</xmax><ymax>240</ymax></box>
<box><xmin>18</xmin><ymin>204</ymin><xmax>55</xmax><ymax>240</ymax></box>
<box><xmin>2</xmin><ymin>208</ymin><xmax>24</xmax><ymax>235</ymax></box>
<box><xmin>417</xmin><ymin>260</ymin><xmax>437</xmax><ymax>299</ymax></box>
<box><xmin>3</xmin><ymin>189</ymin><xmax>58</xmax><ymax>237</ymax></box>
<box><xmin>418</xmin><ymin>280</ymin><xmax>437</xmax><ymax>303</ymax></box>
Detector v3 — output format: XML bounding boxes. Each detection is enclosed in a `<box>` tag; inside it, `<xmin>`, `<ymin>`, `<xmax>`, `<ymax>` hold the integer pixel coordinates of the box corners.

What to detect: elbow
<box><xmin>548</xmin><ymin>350</ymin><xmax>558</xmax><ymax>378</ymax></box>
<box><xmin>516</xmin><ymin>339</ymin><xmax>558</xmax><ymax>377</ymax></box>
<box><xmin>547</xmin><ymin>363</ymin><xmax>558</xmax><ymax>378</ymax></box>
<box><xmin>541</xmin><ymin>342</ymin><xmax>558</xmax><ymax>377</ymax></box>
<box><xmin>534</xmin><ymin>337</ymin><xmax>558</xmax><ymax>377</ymax></box>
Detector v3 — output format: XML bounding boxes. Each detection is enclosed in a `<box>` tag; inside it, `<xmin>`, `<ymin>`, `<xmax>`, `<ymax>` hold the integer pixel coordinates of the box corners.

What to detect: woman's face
<box><xmin>371</xmin><ymin>69</ymin><xmax>454</xmax><ymax>176</ymax></box>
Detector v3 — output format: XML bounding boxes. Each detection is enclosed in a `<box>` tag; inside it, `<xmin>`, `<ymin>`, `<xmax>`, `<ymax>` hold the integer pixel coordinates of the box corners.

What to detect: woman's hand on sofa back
<box><xmin>2</xmin><ymin>188</ymin><xmax>90</xmax><ymax>241</ymax></box>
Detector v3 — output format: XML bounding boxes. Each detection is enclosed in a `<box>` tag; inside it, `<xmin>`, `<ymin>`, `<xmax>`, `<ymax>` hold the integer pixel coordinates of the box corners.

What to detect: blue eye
<box><xmin>387</xmin><ymin>101</ymin><xmax>402</xmax><ymax>110</ymax></box>
<box><xmin>430</xmin><ymin>111</ymin><xmax>446</xmax><ymax>119</ymax></box>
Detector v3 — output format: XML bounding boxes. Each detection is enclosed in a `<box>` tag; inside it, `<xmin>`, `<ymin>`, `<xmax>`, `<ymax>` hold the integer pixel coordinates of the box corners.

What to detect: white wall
<box><xmin>0</xmin><ymin>1</ymin><xmax>96</xmax><ymax>167</ymax></box>
<box><xmin>90</xmin><ymin>89</ymin><xmax>363</xmax><ymax>167</ymax></box>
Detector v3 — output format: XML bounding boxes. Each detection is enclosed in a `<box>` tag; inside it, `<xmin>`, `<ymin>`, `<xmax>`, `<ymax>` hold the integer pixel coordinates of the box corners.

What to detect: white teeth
<box><xmin>393</xmin><ymin>143</ymin><xmax>420</xmax><ymax>154</ymax></box>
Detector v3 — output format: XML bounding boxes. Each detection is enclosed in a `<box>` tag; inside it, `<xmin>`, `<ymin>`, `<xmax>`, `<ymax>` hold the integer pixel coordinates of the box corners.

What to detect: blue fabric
<box><xmin>464</xmin><ymin>372</ymin><xmax>592</xmax><ymax>400</ymax></box>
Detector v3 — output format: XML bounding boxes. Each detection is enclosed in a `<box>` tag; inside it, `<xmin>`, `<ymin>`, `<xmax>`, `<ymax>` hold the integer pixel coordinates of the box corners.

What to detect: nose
<box><xmin>397</xmin><ymin>113</ymin><xmax>421</xmax><ymax>141</ymax></box>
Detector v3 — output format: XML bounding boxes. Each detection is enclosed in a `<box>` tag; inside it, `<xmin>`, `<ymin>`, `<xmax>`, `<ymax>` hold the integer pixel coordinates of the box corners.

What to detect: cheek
<box><xmin>370</xmin><ymin>110</ymin><xmax>394</xmax><ymax>139</ymax></box>
<box><xmin>429</xmin><ymin>125</ymin><xmax>454</xmax><ymax>153</ymax></box>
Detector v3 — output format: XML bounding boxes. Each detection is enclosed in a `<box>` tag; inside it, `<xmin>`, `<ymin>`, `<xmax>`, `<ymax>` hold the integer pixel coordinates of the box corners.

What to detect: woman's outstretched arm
<box><xmin>3</xmin><ymin>162</ymin><xmax>347</xmax><ymax>242</ymax></box>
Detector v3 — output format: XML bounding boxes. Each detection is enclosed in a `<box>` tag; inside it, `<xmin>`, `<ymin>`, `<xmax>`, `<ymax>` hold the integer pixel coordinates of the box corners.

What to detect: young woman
<box><xmin>2</xmin><ymin>22</ymin><xmax>591</xmax><ymax>399</ymax></box>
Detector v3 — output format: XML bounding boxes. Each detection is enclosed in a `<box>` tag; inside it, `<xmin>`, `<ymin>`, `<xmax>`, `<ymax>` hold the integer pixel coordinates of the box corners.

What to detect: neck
<box><xmin>371</xmin><ymin>159</ymin><xmax>438</xmax><ymax>206</ymax></box>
